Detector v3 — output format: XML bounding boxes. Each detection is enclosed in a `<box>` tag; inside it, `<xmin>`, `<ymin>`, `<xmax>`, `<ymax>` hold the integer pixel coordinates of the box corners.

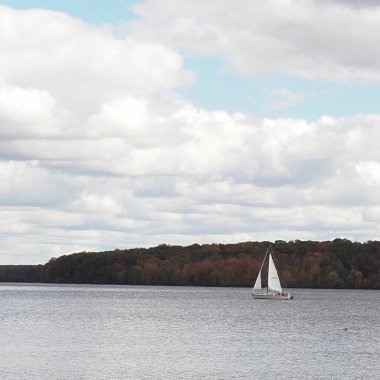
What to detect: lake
<box><xmin>0</xmin><ymin>284</ymin><xmax>379</xmax><ymax>379</ymax></box>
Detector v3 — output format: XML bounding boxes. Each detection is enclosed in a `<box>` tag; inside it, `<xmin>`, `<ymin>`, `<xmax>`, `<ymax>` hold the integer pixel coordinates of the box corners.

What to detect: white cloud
<box><xmin>0</xmin><ymin>5</ymin><xmax>192</xmax><ymax>109</ymax></box>
<box><xmin>260</xmin><ymin>88</ymin><xmax>318</xmax><ymax>111</ymax></box>
<box><xmin>0</xmin><ymin>86</ymin><xmax>55</xmax><ymax>124</ymax></box>
<box><xmin>0</xmin><ymin>5</ymin><xmax>379</xmax><ymax>264</ymax></box>
<box><xmin>355</xmin><ymin>161</ymin><xmax>380</xmax><ymax>186</ymax></box>
<box><xmin>128</xmin><ymin>0</ymin><xmax>380</xmax><ymax>83</ymax></box>
<box><xmin>71</xmin><ymin>193</ymin><xmax>118</xmax><ymax>214</ymax></box>
<box><xmin>0</xmin><ymin>85</ymin><xmax>69</xmax><ymax>139</ymax></box>
<box><xmin>0</xmin><ymin>161</ymin><xmax>77</xmax><ymax>206</ymax></box>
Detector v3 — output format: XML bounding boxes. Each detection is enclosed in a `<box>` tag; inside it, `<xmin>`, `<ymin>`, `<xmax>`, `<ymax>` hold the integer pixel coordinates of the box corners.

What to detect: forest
<box><xmin>1</xmin><ymin>239</ymin><xmax>379</xmax><ymax>289</ymax></box>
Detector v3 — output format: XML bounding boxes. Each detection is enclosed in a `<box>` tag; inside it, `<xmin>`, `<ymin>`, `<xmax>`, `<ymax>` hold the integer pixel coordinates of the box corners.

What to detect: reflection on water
<box><xmin>0</xmin><ymin>284</ymin><xmax>379</xmax><ymax>379</ymax></box>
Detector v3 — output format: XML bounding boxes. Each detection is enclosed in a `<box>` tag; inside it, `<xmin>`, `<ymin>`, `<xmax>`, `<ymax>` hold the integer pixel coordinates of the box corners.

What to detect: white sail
<box><xmin>252</xmin><ymin>246</ymin><xmax>293</xmax><ymax>300</ymax></box>
<box><xmin>253</xmin><ymin>268</ymin><xmax>262</xmax><ymax>290</ymax></box>
<box><xmin>268</xmin><ymin>253</ymin><xmax>282</xmax><ymax>292</ymax></box>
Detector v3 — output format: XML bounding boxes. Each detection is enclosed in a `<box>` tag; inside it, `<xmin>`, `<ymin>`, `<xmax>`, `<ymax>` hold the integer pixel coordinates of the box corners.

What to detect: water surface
<box><xmin>0</xmin><ymin>284</ymin><xmax>378</xmax><ymax>379</ymax></box>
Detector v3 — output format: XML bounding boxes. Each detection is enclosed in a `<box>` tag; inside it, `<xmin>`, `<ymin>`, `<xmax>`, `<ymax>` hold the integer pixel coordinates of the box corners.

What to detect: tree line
<box><xmin>1</xmin><ymin>239</ymin><xmax>379</xmax><ymax>289</ymax></box>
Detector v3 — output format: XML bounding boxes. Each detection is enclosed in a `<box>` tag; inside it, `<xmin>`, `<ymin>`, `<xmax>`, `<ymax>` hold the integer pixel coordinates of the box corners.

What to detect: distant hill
<box><xmin>1</xmin><ymin>239</ymin><xmax>379</xmax><ymax>289</ymax></box>
<box><xmin>0</xmin><ymin>265</ymin><xmax>44</xmax><ymax>283</ymax></box>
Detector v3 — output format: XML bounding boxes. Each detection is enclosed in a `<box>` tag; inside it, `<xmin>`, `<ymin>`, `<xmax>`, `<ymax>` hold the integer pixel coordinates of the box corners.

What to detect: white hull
<box><xmin>252</xmin><ymin>292</ymin><xmax>293</xmax><ymax>300</ymax></box>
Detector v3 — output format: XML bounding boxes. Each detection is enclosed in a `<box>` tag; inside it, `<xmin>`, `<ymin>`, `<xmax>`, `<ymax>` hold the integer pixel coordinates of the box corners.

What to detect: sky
<box><xmin>1</xmin><ymin>0</ymin><xmax>380</xmax><ymax>264</ymax></box>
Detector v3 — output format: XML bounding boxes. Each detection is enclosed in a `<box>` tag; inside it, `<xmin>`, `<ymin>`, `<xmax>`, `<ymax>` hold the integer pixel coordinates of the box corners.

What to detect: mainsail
<box><xmin>268</xmin><ymin>253</ymin><xmax>282</xmax><ymax>292</ymax></box>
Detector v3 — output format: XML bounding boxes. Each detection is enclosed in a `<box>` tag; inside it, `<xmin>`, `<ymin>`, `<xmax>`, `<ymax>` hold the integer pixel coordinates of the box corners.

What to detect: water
<box><xmin>0</xmin><ymin>284</ymin><xmax>378</xmax><ymax>379</ymax></box>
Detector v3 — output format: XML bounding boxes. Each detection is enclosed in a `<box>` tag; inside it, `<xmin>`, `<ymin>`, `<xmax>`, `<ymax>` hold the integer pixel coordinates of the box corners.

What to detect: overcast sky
<box><xmin>1</xmin><ymin>0</ymin><xmax>380</xmax><ymax>264</ymax></box>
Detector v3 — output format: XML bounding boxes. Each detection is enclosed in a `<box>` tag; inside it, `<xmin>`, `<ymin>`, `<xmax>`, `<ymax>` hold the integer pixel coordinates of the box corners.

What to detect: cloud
<box><xmin>0</xmin><ymin>5</ymin><xmax>192</xmax><ymax>107</ymax></box>
<box><xmin>328</xmin><ymin>0</ymin><xmax>380</xmax><ymax>8</ymax></box>
<box><xmin>0</xmin><ymin>5</ymin><xmax>380</xmax><ymax>264</ymax></box>
<box><xmin>0</xmin><ymin>161</ymin><xmax>78</xmax><ymax>206</ymax></box>
<box><xmin>259</xmin><ymin>88</ymin><xmax>314</xmax><ymax>111</ymax></box>
<box><xmin>127</xmin><ymin>0</ymin><xmax>380</xmax><ymax>83</ymax></box>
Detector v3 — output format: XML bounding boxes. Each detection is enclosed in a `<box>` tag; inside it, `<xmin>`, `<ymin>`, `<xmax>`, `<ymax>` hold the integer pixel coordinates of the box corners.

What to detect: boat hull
<box><xmin>252</xmin><ymin>292</ymin><xmax>293</xmax><ymax>300</ymax></box>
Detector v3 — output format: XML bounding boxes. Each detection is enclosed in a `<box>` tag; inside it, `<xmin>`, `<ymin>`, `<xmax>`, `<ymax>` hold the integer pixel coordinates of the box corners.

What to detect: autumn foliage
<box><xmin>1</xmin><ymin>239</ymin><xmax>380</xmax><ymax>289</ymax></box>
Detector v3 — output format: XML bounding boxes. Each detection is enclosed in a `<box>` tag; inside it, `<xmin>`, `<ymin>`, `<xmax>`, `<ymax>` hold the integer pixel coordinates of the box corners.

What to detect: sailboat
<box><xmin>252</xmin><ymin>246</ymin><xmax>293</xmax><ymax>300</ymax></box>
